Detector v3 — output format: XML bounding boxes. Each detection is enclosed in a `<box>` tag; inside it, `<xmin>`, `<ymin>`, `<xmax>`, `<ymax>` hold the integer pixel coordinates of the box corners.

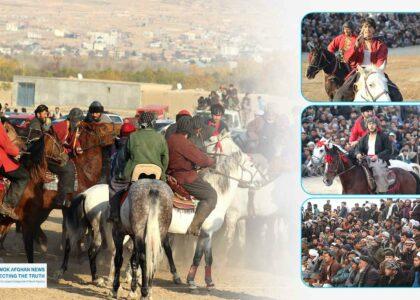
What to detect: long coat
<box><xmin>355</xmin><ymin>132</ymin><xmax>392</xmax><ymax>163</ymax></box>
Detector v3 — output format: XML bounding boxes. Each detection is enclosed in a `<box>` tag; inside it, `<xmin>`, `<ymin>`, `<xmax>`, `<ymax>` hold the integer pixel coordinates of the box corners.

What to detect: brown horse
<box><xmin>306</xmin><ymin>43</ymin><xmax>351</xmax><ymax>101</ymax></box>
<box><xmin>323</xmin><ymin>144</ymin><xmax>420</xmax><ymax>194</ymax></box>
<box><xmin>1</xmin><ymin>122</ymin><xmax>120</xmax><ymax>262</ymax></box>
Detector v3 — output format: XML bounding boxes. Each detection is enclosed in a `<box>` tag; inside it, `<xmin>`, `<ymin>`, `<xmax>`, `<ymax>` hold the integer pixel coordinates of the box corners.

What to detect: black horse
<box><xmin>306</xmin><ymin>42</ymin><xmax>351</xmax><ymax>101</ymax></box>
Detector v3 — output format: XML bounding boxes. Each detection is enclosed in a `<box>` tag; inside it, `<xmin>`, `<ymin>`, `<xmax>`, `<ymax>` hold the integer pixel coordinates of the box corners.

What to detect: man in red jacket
<box><xmin>0</xmin><ymin>120</ymin><xmax>30</xmax><ymax>220</ymax></box>
<box><xmin>49</xmin><ymin>108</ymin><xmax>84</xmax><ymax>207</ymax></box>
<box><xmin>334</xmin><ymin>17</ymin><xmax>402</xmax><ymax>101</ymax></box>
<box><xmin>167</xmin><ymin>117</ymin><xmax>216</xmax><ymax>236</ymax></box>
<box><xmin>327</xmin><ymin>21</ymin><xmax>357</xmax><ymax>61</ymax></box>
<box><xmin>349</xmin><ymin>106</ymin><xmax>381</xmax><ymax>147</ymax></box>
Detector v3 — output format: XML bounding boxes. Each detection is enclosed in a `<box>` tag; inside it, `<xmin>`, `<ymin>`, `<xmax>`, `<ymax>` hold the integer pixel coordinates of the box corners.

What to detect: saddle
<box><xmin>361</xmin><ymin>163</ymin><xmax>398</xmax><ymax>193</ymax></box>
<box><xmin>167</xmin><ymin>175</ymin><xmax>196</xmax><ymax>211</ymax></box>
<box><xmin>43</xmin><ymin>160</ymin><xmax>79</xmax><ymax>192</ymax></box>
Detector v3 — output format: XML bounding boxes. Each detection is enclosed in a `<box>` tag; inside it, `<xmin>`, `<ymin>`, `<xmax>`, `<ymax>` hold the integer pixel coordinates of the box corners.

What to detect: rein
<box><xmin>308</xmin><ymin>50</ymin><xmax>338</xmax><ymax>76</ymax></box>
<box><xmin>358</xmin><ymin>71</ymin><xmax>389</xmax><ymax>101</ymax></box>
<box><xmin>43</xmin><ymin>132</ymin><xmax>67</xmax><ymax>162</ymax></box>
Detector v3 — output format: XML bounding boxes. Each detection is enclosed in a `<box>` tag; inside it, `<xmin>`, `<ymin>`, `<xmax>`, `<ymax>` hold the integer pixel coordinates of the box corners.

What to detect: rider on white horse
<box><xmin>167</xmin><ymin>117</ymin><xmax>216</xmax><ymax>236</ymax></box>
<box><xmin>333</xmin><ymin>17</ymin><xmax>402</xmax><ymax>101</ymax></box>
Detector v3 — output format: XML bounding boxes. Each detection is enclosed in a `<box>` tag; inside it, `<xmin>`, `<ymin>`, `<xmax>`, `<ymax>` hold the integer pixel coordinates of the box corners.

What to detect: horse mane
<box><xmin>202</xmin><ymin>151</ymin><xmax>242</xmax><ymax>194</ymax></box>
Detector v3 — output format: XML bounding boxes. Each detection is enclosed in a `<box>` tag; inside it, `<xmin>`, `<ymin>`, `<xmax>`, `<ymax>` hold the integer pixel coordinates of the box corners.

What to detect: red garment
<box><xmin>0</xmin><ymin>122</ymin><xmax>19</xmax><ymax>172</ymax></box>
<box><xmin>349</xmin><ymin>116</ymin><xmax>382</xmax><ymax>142</ymax></box>
<box><xmin>167</xmin><ymin>133</ymin><xmax>214</xmax><ymax>184</ymax></box>
<box><xmin>327</xmin><ymin>34</ymin><xmax>357</xmax><ymax>54</ymax></box>
<box><xmin>52</xmin><ymin>120</ymin><xmax>81</xmax><ymax>153</ymax></box>
<box><xmin>344</xmin><ymin>38</ymin><xmax>388</xmax><ymax>70</ymax></box>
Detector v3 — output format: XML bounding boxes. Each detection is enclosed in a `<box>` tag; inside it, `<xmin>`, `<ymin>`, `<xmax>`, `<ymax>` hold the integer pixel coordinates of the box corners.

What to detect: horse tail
<box><xmin>409</xmin><ymin>172</ymin><xmax>420</xmax><ymax>194</ymax></box>
<box><xmin>145</xmin><ymin>188</ymin><xmax>162</xmax><ymax>281</ymax></box>
<box><xmin>64</xmin><ymin>193</ymin><xmax>87</xmax><ymax>249</ymax></box>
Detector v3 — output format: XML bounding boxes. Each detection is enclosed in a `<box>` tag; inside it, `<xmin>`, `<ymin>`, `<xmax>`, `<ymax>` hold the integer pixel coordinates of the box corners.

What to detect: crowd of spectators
<box><xmin>301</xmin><ymin>106</ymin><xmax>419</xmax><ymax>176</ymax></box>
<box><xmin>301</xmin><ymin>199</ymin><xmax>420</xmax><ymax>287</ymax></box>
<box><xmin>302</xmin><ymin>13</ymin><xmax>420</xmax><ymax>52</ymax></box>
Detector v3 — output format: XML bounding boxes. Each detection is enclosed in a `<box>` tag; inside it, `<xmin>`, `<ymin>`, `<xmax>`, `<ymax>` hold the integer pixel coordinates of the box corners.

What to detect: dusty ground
<box><xmin>302</xmin><ymin>176</ymin><xmax>342</xmax><ymax>195</ymax></box>
<box><xmin>0</xmin><ymin>210</ymin><xmax>287</xmax><ymax>300</ymax></box>
<box><xmin>301</xmin><ymin>46</ymin><xmax>420</xmax><ymax>101</ymax></box>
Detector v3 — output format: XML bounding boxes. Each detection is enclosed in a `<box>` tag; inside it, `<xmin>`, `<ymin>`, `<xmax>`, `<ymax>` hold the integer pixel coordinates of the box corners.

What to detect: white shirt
<box><xmin>362</xmin><ymin>50</ymin><xmax>372</xmax><ymax>66</ymax></box>
<box><xmin>368</xmin><ymin>136</ymin><xmax>376</xmax><ymax>155</ymax></box>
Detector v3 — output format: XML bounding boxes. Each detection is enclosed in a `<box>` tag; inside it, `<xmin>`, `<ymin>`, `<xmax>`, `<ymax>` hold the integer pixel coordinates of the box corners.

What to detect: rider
<box><xmin>207</xmin><ymin>104</ymin><xmax>229</xmax><ymax>134</ymax></box>
<box><xmin>0</xmin><ymin>120</ymin><xmax>30</xmax><ymax>220</ymax></box>
<box><xmin>50</xmin><ymin>108</ymin><xmax>85</xmax><ymax>207</ymax></box>
<box><xmin>189</xmin><ymin>115</ymin><xmax>214</xmax><ymax>152</ymax></box>
<box><xmin>165</xmin><ymin>109</ymin><xmax>192</xmax><ymax>140</ymax></box>
<box><xmin>349</xmin><ymin>106</ymin><xmax>381</xmax><ymax>147</ymax></box>
<box><xmin>327</xmin><ymin>21</ymin><xmax>357</xmax><ymax>62</ymax></box>
<box><xmin>355</xmin><ymin>117</ymin><xmax>392</xmax><ymax>194</ymax></box>
<box><xmin>28</xmin><ymin>105</ymin><xmax>51</xmax><ymax>140</ymax></box>
<box><xmin>334</xmin><ymin>17</ymin><xmax>402</xmax><ymax>101</ymax></box>
<box><xmin>84</xmin><ymin>100</ymin><xmax>113</xmax><ymax>184</ymax></box>
<box><xmin>167</xmin><ymin>117</ymin><xmax>216</xmax><ymax>236</ymax></box>
<box><xmin>107</xmin><ymin>112</ymin><xmax>169</xmax><ymax>223</ymax></box>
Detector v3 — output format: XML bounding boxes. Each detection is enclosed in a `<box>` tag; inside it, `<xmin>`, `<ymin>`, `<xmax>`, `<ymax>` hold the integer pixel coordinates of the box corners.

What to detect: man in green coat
<box><xmin>107</xmin><ymin>111</ymin><xmax>169</xmax><ymax>223</ymax></box>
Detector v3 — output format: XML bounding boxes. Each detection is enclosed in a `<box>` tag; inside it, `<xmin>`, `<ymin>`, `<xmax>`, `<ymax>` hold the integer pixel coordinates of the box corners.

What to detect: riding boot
<box><xmin>187</xmin><ymin>201</ymin><xmax>213</xmax><ymax>236</ymax></box>
<box><xmin>107</xmin><ymin>190</ymin><xmax>125</xmax><ymax>223</ymax></box>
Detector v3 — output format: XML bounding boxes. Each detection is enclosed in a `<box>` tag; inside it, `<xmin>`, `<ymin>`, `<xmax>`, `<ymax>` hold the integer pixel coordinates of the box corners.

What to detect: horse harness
<box><xmin>357</xmin><ymin>71</ymin><xmax>389</xmax><ymax>102</ymax></box>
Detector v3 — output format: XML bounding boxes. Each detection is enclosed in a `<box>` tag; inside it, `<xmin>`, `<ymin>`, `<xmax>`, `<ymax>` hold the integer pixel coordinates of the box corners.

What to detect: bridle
<box><xmin>356</xmin><ymin>71</ymin><xmax>389</xmax><ymax>102</ymax></box>
<box><xmin>308</xmin><ymin>49</ymin><xmax>338</xmax><ymax>76</ymax></box>
<box><xmin>324</xmin><ymin>147</ymin><xmax>356</xmax><ymax>180</ymax></box>
<box><xmin>43</xmin><ymin>132</ymin><xmax>67</xmax><ymax>163</ymax></box>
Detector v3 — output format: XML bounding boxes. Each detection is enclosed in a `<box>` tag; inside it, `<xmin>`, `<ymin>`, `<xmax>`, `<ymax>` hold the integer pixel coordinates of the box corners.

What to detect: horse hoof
<box><xmin>53</xmin><ymin>270</ymin><xmax>64</xmax><ymax>282</ymax></box>
<box><xmin>173</xmin><ymin>275</ymin><xmax>182</xmax><ymax>285</ymax></box>
<box><xmin>187</xmin><ymin>280</ymin><xmax>198</xmax><ymax>290</ymax></box>
<box><xmin>108</xmin><ymin>290</ymin><xmax>118</xmax><ymax>299</ymax></box>
<box><xmin>94</xmin><ymin>277</ymin><xmax>105</xmax><ymax>287</ymax></box>
<box><xmin>206</xmin><ymin>282</ymin><xmax>215</xmax><ymax>290</ymax></box>
<box><xmin>128</xmin><ymin>291</ymin><xmax>138</xmax><ymax>299</ymax></box>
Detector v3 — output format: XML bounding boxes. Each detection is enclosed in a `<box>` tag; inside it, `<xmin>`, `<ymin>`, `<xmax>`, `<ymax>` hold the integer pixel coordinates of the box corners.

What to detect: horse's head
<box><xmin>354</xmin><ymin>65</ymin><xmax>390</xmax><ymax>102</ymax></box>
<box><xmin>2</xmin><ymin>121</ymin><xmax>26</xmax><ymax>152</ymax></box>
<box><xmin>322</xmin><ymin>142</ymin><xmax>350</xmax><ymax>186</ymax></box>
<box><xmin>205</xmin><ymin>130</ymin><xmax>240</xmax><ymax>156</ymax></box>
<box><xmin>43</xmin><ymin>131</ymin><xmax>68</xmax><ymax>167</ymax></box>
<box><xmin>79</xmin><ymin>122</ymin><xmax>121</xmax><ymax>150</ymax></box>
<box><xmin>306</xmin><ymin>42</ymin><xmax>325</xmax><ymax>79</ymax></box>
<box><xmin>311</xmin><ymin>137</ymin><xmax>329</xmax><ymax>166</ymax></box>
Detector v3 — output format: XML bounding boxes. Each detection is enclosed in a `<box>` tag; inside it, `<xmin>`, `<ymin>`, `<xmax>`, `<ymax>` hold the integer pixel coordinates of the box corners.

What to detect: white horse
<box><xmin>354</xmin><ymin>65</ymin><xmax>391</xmax><ymax>102</ymax></box>
<box><xmin>166</xmin><ymin>131</ymin><xmax>263</xmax><ymax>289</ymax></box>
<box><xmin>310</xmin><ymin>137</ymin><xmax>420</xmax><ymax>175</ymax></box>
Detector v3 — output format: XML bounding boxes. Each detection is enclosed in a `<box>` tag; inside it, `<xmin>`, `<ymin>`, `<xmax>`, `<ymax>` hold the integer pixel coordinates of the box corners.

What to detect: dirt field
<box><xmin>0</xmin><ymin>210</ymin><xmax>287</xmax><ymax>300</ymax></box>
<box><xmin>301</xmin><ymin>47</ymin><xmax>420</xmax><ymax>101</ymax></box>
<box><xmin>302</xmin><ymin>176</ymin><xmax>342</xmax><ymax>194</ymax></box>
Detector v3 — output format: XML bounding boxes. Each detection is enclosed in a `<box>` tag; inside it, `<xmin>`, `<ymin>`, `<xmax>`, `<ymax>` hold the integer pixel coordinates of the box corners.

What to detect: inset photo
<box><xmin>301</xmin><ymin>198</ymin><xmax>420</xmax><ymax>287</ymax></box>
<box><xmin>301</xmin><ymin>105</ymin><xmax>419</xmax><ymax>194</ymax></box>
<box><xmin>301</xmin><ymin>13</ymin><xmax>420</xmax><ymax>102</ymax></box>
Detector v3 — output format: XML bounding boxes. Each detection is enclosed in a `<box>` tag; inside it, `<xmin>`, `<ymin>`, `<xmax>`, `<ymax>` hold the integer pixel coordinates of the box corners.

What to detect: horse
<box><xmin>112</xmin><ymin>179</ymin><xmax>173</xmax><ymax>299</ymax></box>
<box><xmin>322</xmin><ymin>141</ymin><xmax>420</xmax><ymax>194</ymax></box>
<box><xmin>1</xmin><ymin>122</ymin><xmax>120</xmax><ymax>263</ymax></box>
<box><xmin>55</xmin><ymin>184</ymin><xmax>133</xmax><ymax>287</ymax></box>
<box><xmin>306</xmin><ymin>42</ymin><xmax>350</xmax><ymax>100</ymax></box>
<box><xmin>310</xmin><ymin>137</ymin><xmax>420</xmax><ymax>176</ymax></box>
<box><xmin>354</xmin><ymin>65</ymin><xmax>391</xmax><ymax>102</ymax></box>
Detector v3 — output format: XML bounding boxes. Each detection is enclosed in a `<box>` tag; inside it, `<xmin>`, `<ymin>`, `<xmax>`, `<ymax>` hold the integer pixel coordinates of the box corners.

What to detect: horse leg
<box><xmin>162</xmin><ymin>235</ymin><xmax>181</xmax><ymax>284</ymax></box>
<box><xmin>0</xmin><ymin>223</ymin><xmax>12</xmax><ymax>250</ymax></box>
<box><xmin>203</xmin><ymin>235</ymin><xmax>214</xmax><ymax>288</ymax></box>
<box><xmin>15</xmin><ymin>221</ymin><xmax>21</xmax><ymax>233</ymax></box>
<box><xmin>136</xmin><ymin>238</ymin><xmax>149</xmax><ymax>299</ymax></box>
<box><xmin>186</xmin><ymin>233</ymin><xmax>207</xmax><ymax>289</ymax></box>
<box><xmin>111</xmin><ymin>230</ymin><xmax>124</xmax><ymax>298</ymax></box>
<box><xmin>224</xmin><ymin>211</ymin><xmax>240</xmax><ymax>264</ymax></box>
<box><xmin>128</xmin><ymin>242</ymin><xmax>139</xmax><ymax>298</ymax></box>
<box><xmin>88</xmin><ymin>226</ymin><xmax>103</xmax><ymax>285</ymax></box>
<box><xmin>54</xmin><ymin>236</ymin><xmax>71</xmax><ymax>281</ymax></box>
<box><xmin>21</xmin><ymin>221</ymin><xmax>35</xmax><ymax>263</ymax></box>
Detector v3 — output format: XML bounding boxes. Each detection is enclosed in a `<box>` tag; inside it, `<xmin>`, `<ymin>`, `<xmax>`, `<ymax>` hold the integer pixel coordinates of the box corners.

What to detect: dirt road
<box><xmin>0</xmin><ymin>210</ymin><xmax>287</xmax><ymax>300</ymax></box>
